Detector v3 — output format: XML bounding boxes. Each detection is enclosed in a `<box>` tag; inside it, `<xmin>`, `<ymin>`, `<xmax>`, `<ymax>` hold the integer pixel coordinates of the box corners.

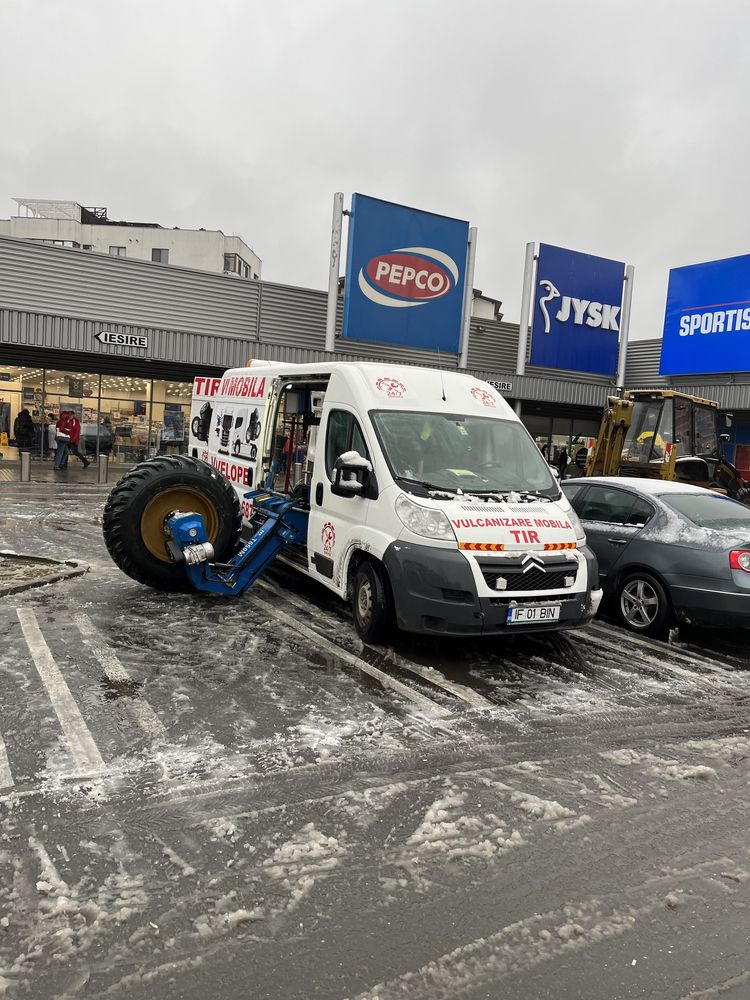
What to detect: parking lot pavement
<box><xmin>2</xmin><ymin>481</ymin><xmax>750</xmax><ymax>999</ymax></box>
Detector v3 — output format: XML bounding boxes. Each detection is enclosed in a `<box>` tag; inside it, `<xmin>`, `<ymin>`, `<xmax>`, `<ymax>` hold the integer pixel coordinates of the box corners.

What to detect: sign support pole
<box><xmin>324</xmin><ymin>192</ymin><xmax>344</xmax><ymax>353</ymax></box>
<box><xmin>616</xmin><ymin>264</ymin><xmax>635</xmax><ymax>389</ymax></box>
<box><xmin>458</xmin><ymin>226</ymin><xmax>477</xmax><ymax>369</ymax></box>
<box><xmin>514</xmin><ymin>241</ymin><xmax>536</xmax><ymax>415</ymax></box>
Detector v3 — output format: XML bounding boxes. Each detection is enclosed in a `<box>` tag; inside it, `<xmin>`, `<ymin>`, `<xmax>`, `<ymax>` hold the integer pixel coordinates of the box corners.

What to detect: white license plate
<box><xmin>506</xmin><ymin>604</ymin><xmax>561</xmax><ymax>625</ymax></box>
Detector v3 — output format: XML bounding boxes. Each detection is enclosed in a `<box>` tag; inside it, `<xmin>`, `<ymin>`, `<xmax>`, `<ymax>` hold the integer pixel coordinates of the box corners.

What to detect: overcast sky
<box><xmin>2</xmin><ymin>0</ymin><xmax>748</xmax><ymax>340</ymax></box>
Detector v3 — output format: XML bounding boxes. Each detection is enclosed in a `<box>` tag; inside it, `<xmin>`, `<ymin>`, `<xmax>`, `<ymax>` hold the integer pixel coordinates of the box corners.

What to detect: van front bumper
<box><xmin>382</xmin><ymin>541</ymin><xmax>600</xmax><ymax>637</ymax></box>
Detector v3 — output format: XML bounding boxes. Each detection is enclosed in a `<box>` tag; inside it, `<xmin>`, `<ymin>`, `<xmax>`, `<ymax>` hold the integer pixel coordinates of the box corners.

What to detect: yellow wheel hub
<box><xmin>140</xmin><ymin>486</ymin><xmax>220</xmax><ymax>562</ymax></box>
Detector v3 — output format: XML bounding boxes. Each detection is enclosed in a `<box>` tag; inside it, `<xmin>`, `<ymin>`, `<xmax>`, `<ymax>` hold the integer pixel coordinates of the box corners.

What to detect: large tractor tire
<box><xmin>102</xmin><ymin>456</ymin><xmax>241</xmax><ymax>591</ymax></box>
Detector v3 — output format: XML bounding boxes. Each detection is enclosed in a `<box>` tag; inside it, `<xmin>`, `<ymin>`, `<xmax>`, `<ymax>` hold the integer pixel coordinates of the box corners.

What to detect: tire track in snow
<box><xmin>348</xmin><ymin>853</ymin><xmax>748</xmax><ymax>1000</ymax></box>
<box><xmin>73</xmin><ymin>612</ymin><xmax>167</xmax><ymax>742</ymax></box>
<box><xmin>258</xmin><ymin>579</ymin><xmax>502</xmax><ymax>713</ymax></box>
<box><xmin>253</xmin><ymin>596</ymin><xmax>453</xmax><ymax>719</ymax></box>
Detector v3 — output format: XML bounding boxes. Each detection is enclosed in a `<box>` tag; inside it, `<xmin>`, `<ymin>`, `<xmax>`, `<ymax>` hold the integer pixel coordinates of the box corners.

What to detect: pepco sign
<box><xmin>343</xmin><ymin>194</ymin><xmax>469</xmax><ymax>351</ymax></box>
<box><xmin>361</xmin><ymin>250</ymin><xmax>457</xmax><ymax>306</ymax></box>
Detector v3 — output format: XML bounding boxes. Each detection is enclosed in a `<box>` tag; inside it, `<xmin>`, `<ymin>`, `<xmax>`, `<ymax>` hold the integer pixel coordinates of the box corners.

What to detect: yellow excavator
<box><xmin>583</xmin><ymin>389</ymin><xmax>750</xmax><ymax>502</ymax></box>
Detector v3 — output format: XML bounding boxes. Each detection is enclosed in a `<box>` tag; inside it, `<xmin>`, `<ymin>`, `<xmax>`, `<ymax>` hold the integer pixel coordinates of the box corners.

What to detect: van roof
<box><xmin>223</xmin><ymin>360</ymin><xmax>517</xmax><ymax>417</ymax></box>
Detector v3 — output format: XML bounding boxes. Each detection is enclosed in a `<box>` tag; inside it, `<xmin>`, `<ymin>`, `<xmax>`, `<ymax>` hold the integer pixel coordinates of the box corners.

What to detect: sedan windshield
<box><xmin>662</xmin><ymin>492</ymin><xmax>750</xmax><ymax>531</ymax></box>
<box><xmin>370</xmin><ymin>410</ymin><xmax>558</xmax><ymax>495</ymax></box>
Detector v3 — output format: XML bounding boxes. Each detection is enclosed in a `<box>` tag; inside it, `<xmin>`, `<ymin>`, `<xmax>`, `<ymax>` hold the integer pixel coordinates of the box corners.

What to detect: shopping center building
<box><xmin>1</xmin><ymin>234</ymin><xmax>746</xmax><ymax>470</ymax></box>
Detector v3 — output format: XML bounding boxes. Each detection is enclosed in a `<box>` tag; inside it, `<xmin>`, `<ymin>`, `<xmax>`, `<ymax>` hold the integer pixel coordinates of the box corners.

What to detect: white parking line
<box><xmin>73</xmin><ymin>613</ymin><xmax>167</xmax><ymax>741</ymax></box>
<box><xmin>577</xmin><ymin>629</ymin><xmax>732</xmax><ymax>694</ymax></box>
<box><xmin>0</xmin><ymin>732</ymin><xmax>12</xmax><ymax>790</ymax></box>
<box><xmin>257</xmin><ymin>579</ymin><xmax>496</xmax><ymax>711</ymax></box>
<box><xmin>587</xmin><ymin>621</ymin><xmax>739</xmax><ymax>676</ymax></box>
<box><xmin>16</xmin><ymin>608</ymin><xmax>106</xmax><ymax>774</ymax></box>
<box><xmin>256</xmin><ymin>577</ymin><xmax>344</xmax><ymax>628</ymax></box>
<box><xmin>254</xmin><ymin>596</ymin><xmax>452</xmax><ymax>718</ymax></box>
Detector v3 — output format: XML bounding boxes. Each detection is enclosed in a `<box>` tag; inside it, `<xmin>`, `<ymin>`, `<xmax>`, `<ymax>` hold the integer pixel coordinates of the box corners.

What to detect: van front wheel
<box><xmin>352</xmin><ymin>561</ymin><xmax>393</xmax><ymax>645</ymax></box>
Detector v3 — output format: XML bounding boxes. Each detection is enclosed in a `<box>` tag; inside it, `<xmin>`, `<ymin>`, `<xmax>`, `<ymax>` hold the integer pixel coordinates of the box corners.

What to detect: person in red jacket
<box><xmin>54</xmin><ymin>411</ymin><xmax>90</xmax><ymax>470</ymax></box>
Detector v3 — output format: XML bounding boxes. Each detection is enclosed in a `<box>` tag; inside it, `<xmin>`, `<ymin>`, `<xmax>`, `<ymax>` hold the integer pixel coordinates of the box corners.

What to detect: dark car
<box><xmin>561</xmin><ymin>476</ymin><xmax>750</xmax><ymax>635</ymax></box>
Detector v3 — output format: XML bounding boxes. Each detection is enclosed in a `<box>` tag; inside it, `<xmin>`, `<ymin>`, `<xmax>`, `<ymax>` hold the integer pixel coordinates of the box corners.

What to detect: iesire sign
<box><xmin>486</xmin><ymin>379</ymin><xmax>513</xmax><ymax>393</ymax></box>
<box><xmin>660</xmin><ymin>253</ymin><xmax>750</xmax><ymax>375</ymax></box>
<box><xmin>530</xmin><ymin>243</ymin><xmax>625</xmax><ymax>376</ymax></box>
<box><xmin>343</xmin><ymin>193</ymin><xmax>469</xmax><ymax>352</ymax></box>
<box><xmin>95</xmin><ymin>331</ymin><xmax>148</xmax><ymax>349</ymax></box>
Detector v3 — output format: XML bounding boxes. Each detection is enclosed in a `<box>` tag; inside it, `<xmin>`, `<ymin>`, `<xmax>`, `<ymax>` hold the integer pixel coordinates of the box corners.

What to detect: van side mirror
<box><xmin>331</xmin><ymin>451</ymin><xmax>372</xmax><ymax>498</ymax></box>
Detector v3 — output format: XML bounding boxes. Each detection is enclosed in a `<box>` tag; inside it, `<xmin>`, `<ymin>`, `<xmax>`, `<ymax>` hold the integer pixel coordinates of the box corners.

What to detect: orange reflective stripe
<box><xmin>459</xmin><ymin>542</ymin><xmax>505</xmax><ymax>551</ymax></box>
<box><xmin>543</xmin><ymin>542</ymin><xmax>577</xmax><ymax>550</ymax></box>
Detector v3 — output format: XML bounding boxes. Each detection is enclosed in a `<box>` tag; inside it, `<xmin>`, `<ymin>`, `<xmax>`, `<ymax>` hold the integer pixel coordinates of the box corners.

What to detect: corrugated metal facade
<box><xmin>625</xmin><ymin>339</ymin><xmax>750</xmax><ymax>409</ymax></box>
<box><xmin>0</xmin><ymin>236</ymin><xmax>613</xmax><ymax>408</ymax></box>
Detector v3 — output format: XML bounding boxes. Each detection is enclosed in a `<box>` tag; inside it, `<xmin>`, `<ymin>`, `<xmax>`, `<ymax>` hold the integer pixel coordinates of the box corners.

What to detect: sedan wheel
<box><xmin>617</xmin><ymin>572</ymin><xmax>671</xmax><ymax>636</ymax></box>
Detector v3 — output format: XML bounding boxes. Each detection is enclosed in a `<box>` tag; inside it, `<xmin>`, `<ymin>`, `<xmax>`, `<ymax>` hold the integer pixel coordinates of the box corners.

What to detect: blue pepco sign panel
<box><xmin>530</xmin><ymin>243</ymin><xmax>625</xmax><ymax>376</ymax></box>
<box><xmin>660</xmin><ymin>253</ymin><xmax>750</xmax><ymax>375</ymax></box>
<box><xmin>343</xmin><ymin>193</ymin><xmax>469</xmax><ymax>352</ymax></box>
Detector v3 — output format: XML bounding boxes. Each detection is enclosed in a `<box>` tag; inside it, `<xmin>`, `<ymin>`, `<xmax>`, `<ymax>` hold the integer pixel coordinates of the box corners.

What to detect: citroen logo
<box><xmin>521</xmin><ymin>554</ymin><xmax>546</xmax><ymax>574</ymax></box>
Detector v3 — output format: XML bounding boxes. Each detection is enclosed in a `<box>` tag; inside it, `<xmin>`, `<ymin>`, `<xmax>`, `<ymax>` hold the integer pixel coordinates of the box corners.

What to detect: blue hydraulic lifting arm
<box><xmin>164</xmin><ymin>489</ymin><xmax>308</xmax><ymax>596</ymax></box>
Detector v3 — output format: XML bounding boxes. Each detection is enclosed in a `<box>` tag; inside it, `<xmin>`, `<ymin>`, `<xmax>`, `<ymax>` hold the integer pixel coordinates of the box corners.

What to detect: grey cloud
<box><xmin>1</xmin><ymin>0</ymin><xmax>748</xmax><ymax>339</ymax></box>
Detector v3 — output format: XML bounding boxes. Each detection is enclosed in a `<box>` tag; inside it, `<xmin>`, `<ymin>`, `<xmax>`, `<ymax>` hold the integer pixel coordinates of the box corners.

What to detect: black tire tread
<box><xmin>102</xmin><ymin>455</ymin><xmax>241</xmax><ymax>591</ymax></box>
<box><xmin>352</xmin><ymin>559</ymin><xmax>394</xmax><ymax>645</ymax></box>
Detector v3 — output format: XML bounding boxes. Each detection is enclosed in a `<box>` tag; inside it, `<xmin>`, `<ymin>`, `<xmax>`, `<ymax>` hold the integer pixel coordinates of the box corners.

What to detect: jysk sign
<box><xmin>660</xmin><ymin>253</ymin><xmax>750</xmax><ymax>376</ymax></box>
<box><xmin>96</xmin><ymin>331</ymin><xmax>148</xmax><ymax>349</ymax></box>
<box><xmin>530</xmin><ymin>243</ymin><xmax>625</xmax><ymax>376</ymax></box>
<box><xmin>343</xmin><ymin>193</ymin><xmax>469</xmax><ymax>352</ymax></box>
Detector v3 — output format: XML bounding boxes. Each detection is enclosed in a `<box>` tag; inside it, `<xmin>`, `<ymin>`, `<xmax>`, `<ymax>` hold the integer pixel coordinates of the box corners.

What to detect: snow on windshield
<box><xmin>370</xmin><ymin>410</ymin><xmax>557</xmax><ymax>495</ymax></box>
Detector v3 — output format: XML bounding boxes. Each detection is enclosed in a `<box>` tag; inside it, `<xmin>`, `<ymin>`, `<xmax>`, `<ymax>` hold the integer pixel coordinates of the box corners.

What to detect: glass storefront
<box><xmin>0</xmin><ymin>365</ymin><xmax>192</xmax><ymax>463</ymax></box>
<box><xmin>523</xmin><ymin>412</ymin><xmax>601</xmax><ymax>469</ymax></box>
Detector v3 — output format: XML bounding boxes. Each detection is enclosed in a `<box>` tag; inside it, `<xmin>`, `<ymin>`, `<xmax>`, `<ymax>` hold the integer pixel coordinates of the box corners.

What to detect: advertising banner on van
<box><xmin>659</xmin><ymin>253</ymin><xmax>750</xmax><ymax>375</ymax></box>
<box><xmin>342</xmin><ymin>193</ymin><xmax>469</xmax><ymax>353</ymax></box>
<box><xmin>529</xmin><ymin>243</ymin><xmax>625</xmax><ymax>375</ymax></box>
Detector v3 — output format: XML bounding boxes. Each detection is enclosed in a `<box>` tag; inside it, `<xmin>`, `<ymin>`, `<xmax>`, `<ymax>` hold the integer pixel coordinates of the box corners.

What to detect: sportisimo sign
<box><xmin>343</xmin><ymin>193</ymin><xmax>469</xmax><ymax>352</ymax></box>
<box><xmin>530</xmin><ymin>243</ymin><xmax>625</xmax><ymax>376</ymax></box>
<box><xmin>660</xmin><ymin>253</ymin><xmax>750</xmax><ymax>375</ymax></box>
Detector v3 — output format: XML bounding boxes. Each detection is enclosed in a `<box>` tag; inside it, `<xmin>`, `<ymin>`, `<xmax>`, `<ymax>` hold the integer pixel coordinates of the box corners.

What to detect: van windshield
<box><xmin>370</xmin><ymin>410</ymin><xmax>559</xmax><ymax>496</ymax></box>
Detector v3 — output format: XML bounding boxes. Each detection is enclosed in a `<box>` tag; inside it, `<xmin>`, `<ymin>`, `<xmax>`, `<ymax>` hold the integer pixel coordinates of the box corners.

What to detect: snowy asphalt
<box><xmin>1</xmin><ymin>480</ymin><xmax>750</xmax><ymax>999</ymax></box>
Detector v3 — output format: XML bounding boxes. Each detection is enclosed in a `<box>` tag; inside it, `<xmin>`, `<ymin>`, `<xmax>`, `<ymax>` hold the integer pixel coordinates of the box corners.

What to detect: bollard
<box><xmin>20</xmin><ymin>451</ymin><xmax>31</xmax><ymax>482</ymax></box>
<box><xmin>97</xmin><ymin>453</ymin><xmax>109</xmax><ymax>485</ymax></box>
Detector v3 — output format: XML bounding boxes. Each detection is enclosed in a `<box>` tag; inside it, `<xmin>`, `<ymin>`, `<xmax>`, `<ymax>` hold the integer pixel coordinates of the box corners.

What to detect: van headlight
<box><xmin>568</xmin><ymin>509</ymin><xmax>586</xmax><ymax>544</ymax></box>
<box><xmin>395</xmin><ymin>494</ymin><xmax>456</xmax><ymax>542</ymax></box>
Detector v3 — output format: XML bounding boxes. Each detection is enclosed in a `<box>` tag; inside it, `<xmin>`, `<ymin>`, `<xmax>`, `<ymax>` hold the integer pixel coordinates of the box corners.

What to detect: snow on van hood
<box><xmin>427</xmin><ymin>494</ymin><xmax>578</xmax><ymax>552</ymax></box>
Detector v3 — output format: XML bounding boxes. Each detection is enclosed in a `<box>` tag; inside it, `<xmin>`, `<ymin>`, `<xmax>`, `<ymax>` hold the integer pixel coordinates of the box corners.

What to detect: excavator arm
<box><xmin>584</xmin><ymin>396</ymin><xmax>634</xmax><ymax>477</ymax></box>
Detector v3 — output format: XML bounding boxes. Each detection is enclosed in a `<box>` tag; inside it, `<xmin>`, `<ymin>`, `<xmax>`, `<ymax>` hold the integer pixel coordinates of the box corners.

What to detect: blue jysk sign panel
<box><xmin>530</xmin><ymin>243</ymin><xmax>625</xmax><ymax>376</ymax></box>
<box><xmin>660</xmin><ymin>253</ymin><xmax>750</xmax><ymax>376</ymax></box>
<box><xmin>343</xmin><ymin>193</ymin><xmax>469</xmax><ymax>353</ymax></box>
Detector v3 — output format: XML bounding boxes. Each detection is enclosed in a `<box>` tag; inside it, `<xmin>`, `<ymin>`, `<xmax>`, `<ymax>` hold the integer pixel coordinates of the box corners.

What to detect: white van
<box><xmin>179</xmin><ymin>361</ymin><xmax>601</xmax><ymax>640</ymax></box>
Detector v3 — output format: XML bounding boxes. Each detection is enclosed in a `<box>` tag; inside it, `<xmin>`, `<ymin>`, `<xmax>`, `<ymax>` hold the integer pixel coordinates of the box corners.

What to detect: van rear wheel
<box><xmin>102</xmin><ymin>456</ymin><xmax>241</xmax><ymax>591</ymax></box>
<box><xmin>352</xmin><ymin>561</ymin><xmax>393</xmax><ymax>645</ymax></box>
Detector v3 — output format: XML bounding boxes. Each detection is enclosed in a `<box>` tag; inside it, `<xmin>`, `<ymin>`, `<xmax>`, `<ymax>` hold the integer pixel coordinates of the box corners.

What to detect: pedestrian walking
<box><xmin>13</xmin><ymin>409</ymin><xmax>35</xmax><ymax>452</ymax></box>
<box><xmin>46</xmin><ymin>413</ymin><xmax>57</xmax><ymax>460</ymax></box>
<box><xmin>557</xmin><ymin>447</ymin><xmax>569</xmax><ymax>477</ymax></box>
<box><xmin>54</xmin><ymin>411</ymin><xmax>72</xmax><ymax>469</ymax></box>
<box><xmin>64</xmin><ymin>411</ymin><xmax>90</xmax><ymax>468</ymax></box>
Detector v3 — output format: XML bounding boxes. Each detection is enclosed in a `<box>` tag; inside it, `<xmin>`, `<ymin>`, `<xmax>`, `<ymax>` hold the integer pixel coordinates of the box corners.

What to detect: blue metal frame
<box><xmin>165</xmin><ymin>489</ymin><xmax>308</xmax><ymax>596</ymax></box>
